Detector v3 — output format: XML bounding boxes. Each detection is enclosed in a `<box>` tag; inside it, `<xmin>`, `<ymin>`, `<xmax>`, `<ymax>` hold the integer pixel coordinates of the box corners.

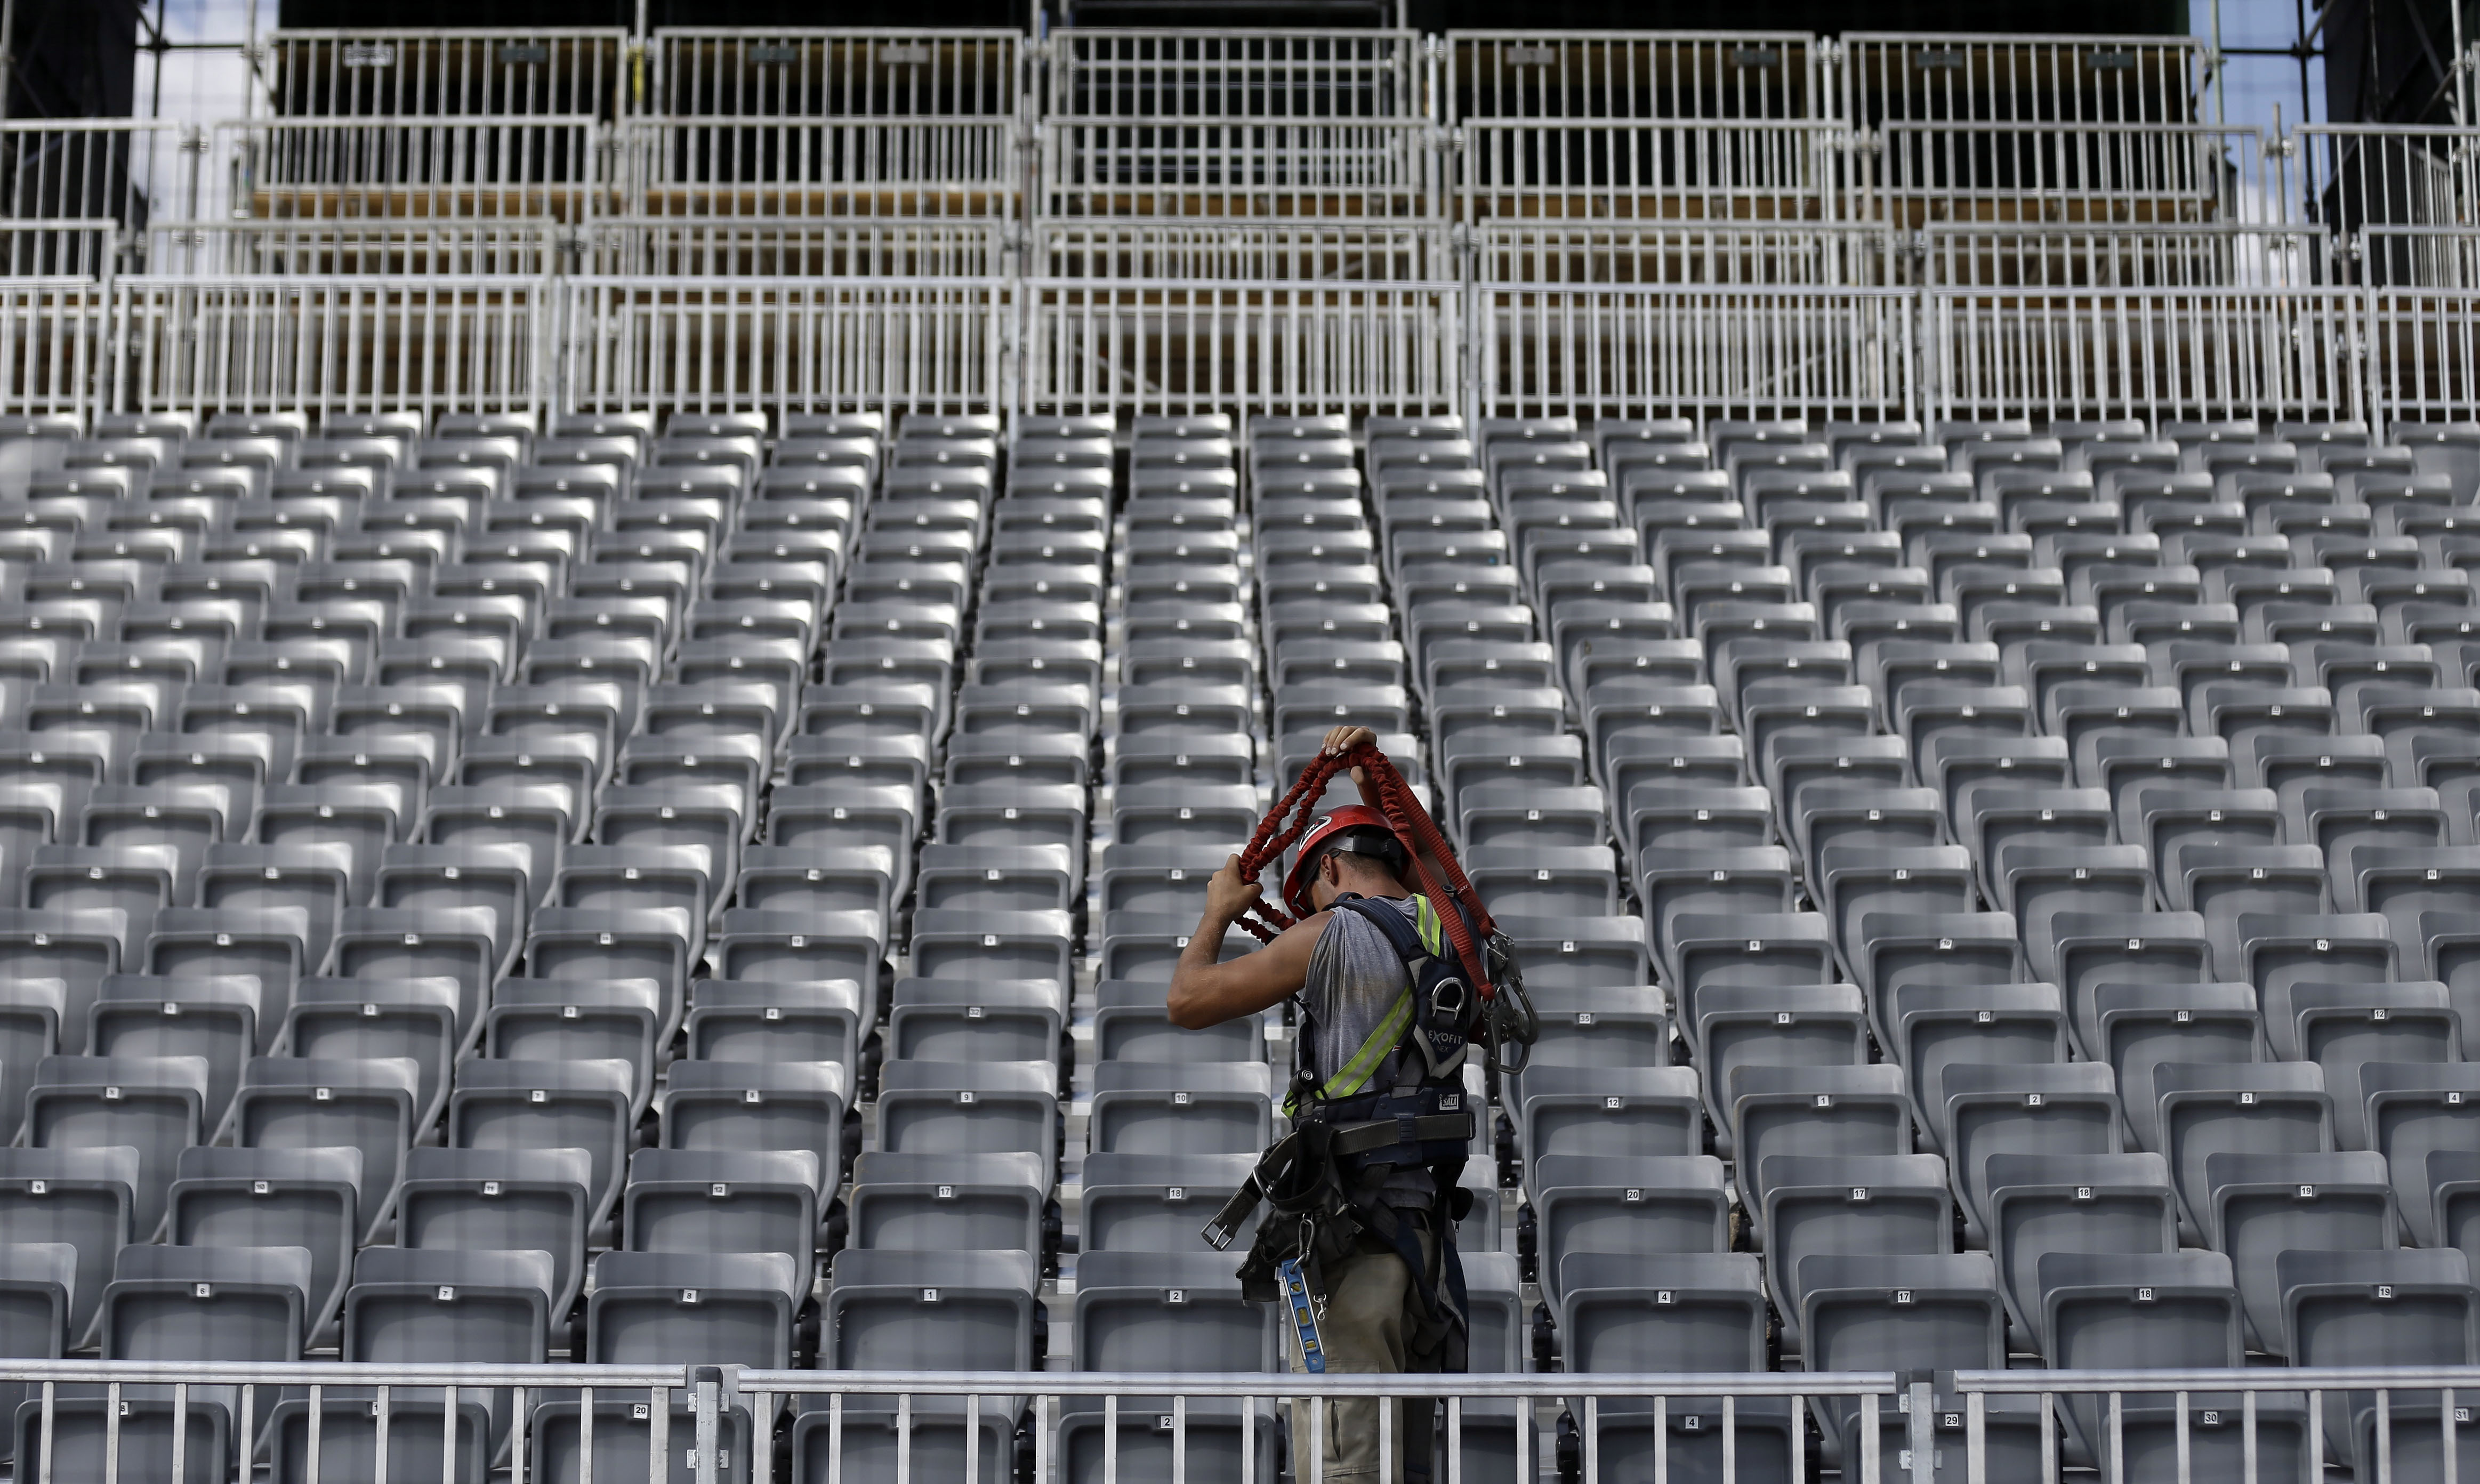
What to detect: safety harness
<box><xmin>1201</xmin><ymin>747</ymin><xmax>1539</xmax><ymax>1380</ymax></box>
<box><xmin>1205</xmin><ymin>892</ymin><xmax>1481</xmax><ymax>1373</ymax></box>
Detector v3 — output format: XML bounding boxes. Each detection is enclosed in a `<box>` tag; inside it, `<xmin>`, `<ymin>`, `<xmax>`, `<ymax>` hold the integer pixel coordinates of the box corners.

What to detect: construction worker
<box><xmin>1168</xmin><ymin>724</ymin><xmax>1482</xmax><ymax>1484</ymax></box>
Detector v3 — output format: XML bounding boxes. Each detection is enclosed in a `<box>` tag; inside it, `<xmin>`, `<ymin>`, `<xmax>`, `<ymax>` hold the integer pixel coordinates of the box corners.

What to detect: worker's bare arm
<box><xmin>1166</xmin><ymin>854</ymin><xmax>1326</xmax><ymax>1028</ymax></box>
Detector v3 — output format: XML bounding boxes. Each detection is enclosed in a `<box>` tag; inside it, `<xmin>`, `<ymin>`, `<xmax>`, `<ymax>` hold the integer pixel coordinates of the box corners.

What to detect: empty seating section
<box><xmin>5</xmin><ymin>397</ymin><xmax>2478</xmax><ymax>1479</ymax></box>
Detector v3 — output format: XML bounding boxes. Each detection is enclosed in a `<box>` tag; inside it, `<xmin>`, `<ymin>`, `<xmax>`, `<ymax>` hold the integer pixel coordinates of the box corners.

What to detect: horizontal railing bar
<box><xmin>1954</xmin><ymin>1367</ymin><xmax>2480</xmax><ymax>1392</ymax></box>
<box><xmin>270</xmin><ymin>26</ymin><xmax>629</xmax><ymax>37</ymax></box>
<box><xmin>0</xmin><ymin>119</ymin><xmax>187</xmax><ymax>135</ymax></box>
<box><xmin>732</xmin><ymin>1369</ymin><xmax>1906</xmax><ymax>1398</ymax></box>
<box><xmin>1839</xmin><ymin>28</ymin><xmax>2203</xmax><ymax>45</ymax></box>
<box><xmin>0</xmin><ymin>1360</ymin><xmax>685</xmax><ymax>1385</ymax></box>
<box><xmin>222</xmin><ymin>115</ymin><xmax>605</xmax><ymax>128</ymax></box>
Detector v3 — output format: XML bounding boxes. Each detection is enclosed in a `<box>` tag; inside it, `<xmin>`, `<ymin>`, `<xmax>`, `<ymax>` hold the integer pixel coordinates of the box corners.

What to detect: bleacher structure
<box><xmin>0</xmin><ymin>19</ymin><xmax>2473</xmax><ymax>1484</ymax></box>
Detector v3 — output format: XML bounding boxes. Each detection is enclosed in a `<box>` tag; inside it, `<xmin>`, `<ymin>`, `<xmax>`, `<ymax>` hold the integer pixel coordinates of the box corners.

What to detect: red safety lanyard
<box><xmin>1230</xmin><ymin>741</ymin><xmax>1501</xmax><ymax>1002</ymax></box>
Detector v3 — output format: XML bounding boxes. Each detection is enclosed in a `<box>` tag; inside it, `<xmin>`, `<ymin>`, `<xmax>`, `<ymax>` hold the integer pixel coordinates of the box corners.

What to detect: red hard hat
<box><xmin>1283</xmin><ymin>804</ymin><xmax>1402</xmax><ymax>917</ymax></box>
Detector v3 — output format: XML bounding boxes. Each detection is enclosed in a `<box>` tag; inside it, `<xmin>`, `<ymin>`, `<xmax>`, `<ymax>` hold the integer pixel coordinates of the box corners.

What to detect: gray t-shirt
<box><xmin>1299</xmin><ymin>893</ymin><xmax>1437</xmax><ymax>1208</ymax></box>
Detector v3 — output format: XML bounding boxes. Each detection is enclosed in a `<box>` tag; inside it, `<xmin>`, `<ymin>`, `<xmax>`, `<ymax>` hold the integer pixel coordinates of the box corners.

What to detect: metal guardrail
<box><xmin>1473</xmin><ymin>280</ymin><xmax>1916</xmax><ymax>425</ymax></box>
<box><xmin>1040</xmin><ymin>29</ymin><xmax>1426</xmax><ymax>124</ymax></box>
<box><xmin>1835</xmin><ymin>32</ymin><xmax>2207</xmax><ymax>129</ymax></box>
<box><xmin>1472</xmin><ymin>221</ymin><xmax>1900</xmax><ymax>287</ymax></box>
<box><xmin>104</xmin><ymin>275</ymin><xmax>553</xmax><ymax>422</ymax></box>
<box><xmin>149</xmin><ymin>216</ymin><xmax>568</xmax><ymax>277</ymax></box>
<box><xmin>0</xmin><ymin>119</ymin><xmax>194</xmax><ymax>233</ymax></box>
<box><xmin>1038</xmin><ymin>118</ymin><xmax>1444</xmax><ymax>221</ymax></box>
<box><xmin>1033</xmin><ymin>219</ymin><xmax>1447</xmax><ymax>283</ymax></box>
<box><xmin>218</xmin><ymin>116</ymin><xmax>607</xmax><ymax>224</ymax></box>
<box><xmin>15</xmin><ymin>31</ymin><xmax>2480</xmax><ymax>428</ymax></box>
<box><xmin>0</xmin><ymin>216</ymin><xmax>120</xmax><ymax>279</ymax></box>
<box><xmin>560</xmin><ymin>274</ymin><xmax>1009</xmax><ymax>422</ymax></box>
<box><xmin>1856</xmin><ymin>121</ymin><xmax>2273</xmax><ymax>226</ymax></box>
<box><xmin>1921</xmin><ymin>282</ymin><xmax>2370</xmax><ymax>428</ymax></box>
<box><xmin>619</xmin><ymin>117</ymin><xmax>1020</xmax><ymax>222</ymax></box>
<box><xmin>649</xmin><ymin>29</ymin><xmax>1025</xmax><ymax>124</ymax></box>
<box><xmin>2294</xmin><ymin>124</ymin><xmax>2480</xmax><ymax>280</ymax></box>
<box><xmin>1457</xmin><ymin>118</ymin><xmax>1840</xmax><ymax>223</ymax></box>
<box><xmin>1022</xmin><ymin>276</ymin><xmax>1459</xmax><ymax>420</ymax></box>
<box><xmin>584</xmin><ymin>216</ymin><xmax>1010</xmax><ymax>279</ymax></box>
<box><xmin>1437</xmin><ymin>32</ymin><xmax>1821</xmax><ymax>126</ymax></box>
<box><xmin>2370</xmin><ymin>281</ymin><xmax>2480</xmax><ymax>426</ymax></box>
<box><xmin>0</xmin><ymin>1360</ymin><xmax>2471</xmax><ymax>1483</ymax></box>
<box><xmin>0</xmin><ymin>278</ymin><xmax>111</xmax><ymax>421</ymax></box>
<box><xmin>263</xmin><ymin>29</ymin><xmax>631</xmax><ymax>124</ymax></box>
<box><xmin>1914</xmin><ymin>221</ymin><xmax>2325</xmax><ymax>291</ymax></box>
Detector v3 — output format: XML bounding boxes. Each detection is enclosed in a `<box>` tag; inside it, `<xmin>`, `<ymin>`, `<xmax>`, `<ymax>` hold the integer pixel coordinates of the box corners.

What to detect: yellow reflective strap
<box><xmin>1320</xmin><ymin>988</ymin><xmax>1413</xmax><ymax>1099</ymax></box>
<box><xmin>1412</xmin><ymin>894</ymin><xmax>1444</xmax><ymax>957</ymax></box>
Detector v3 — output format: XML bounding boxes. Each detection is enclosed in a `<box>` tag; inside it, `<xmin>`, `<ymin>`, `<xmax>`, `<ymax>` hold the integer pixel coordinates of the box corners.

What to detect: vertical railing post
<box><xmin>692</xmin><ymin>1366</ymin><xmax>722</xmax><ymax>1484</ymax></box>
<box><xmin>1906</xmin><ymin>1377</ymin><xmax>1936</xmax><ymax>1484</ymax></box>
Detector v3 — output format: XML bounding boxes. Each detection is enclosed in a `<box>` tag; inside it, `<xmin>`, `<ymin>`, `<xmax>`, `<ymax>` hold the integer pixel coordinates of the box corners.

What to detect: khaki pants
<box><xmin>1283</xmin><ymin>1227</ymin><xmax>1442</xmax><ymax>1484</ymax></box>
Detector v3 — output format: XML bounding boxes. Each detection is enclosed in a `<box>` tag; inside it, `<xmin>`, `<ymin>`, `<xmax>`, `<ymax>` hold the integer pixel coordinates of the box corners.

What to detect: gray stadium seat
<box><xmin>1760</xmin><ymin>1152</ymin><xmax>1953</xmax><ymax>1349</ymax></box>
<box><xmin>25</xmin><ymin>1052</ymin><xmax>207</xmax><ymax>1238</ymax></box>
<box><xmin>2205</xmin><ymin>1149</ymin><xmax>2396</xmax><ymax>1353</ymax></box>
<box><xmin>1087</xmin><ymin>1061</ymin><xmax>1272</xmax><ymax>1158</ymax></box>
<box><xmin>1080</xmin><ymin>1151</ymin><xmax>1260</xmax><ymax>1256</ymax></box>
<box><xmin>0</xmin><ymin>1241</ymin><xmax>75</xmax><ymax>1462</ymax></box>
<box><xmin>85</xmin><ymin>973</ymin><xmax>259</xmax><ymax>1126</ymax></box>
<box><xmin>1528</xmin><ymin>1155</ymin><xmax>1729</xmax><ymax>1305</ymax></box>
<box><xmin>1727</xmin><ymin>1062</ymin><xmax>1909</xmax><ymax>1219</ymax></box>
<box><xmin>2360</xmin><ymin>1063</ymin><xmax>2480</xmax><ymax>1246</ymax></box>
<box><xmin>623</xmin><ymin>1148</ymin><xmax>823</xmax><ymax>1291</ymax></box>
<box><xmin>2279</xmin><ymin>1247</ymin><xmax>2478</xmax><ymax>1472</ymax></box>
<box><xmin>0</xmin><ymin>1145</ymin><xmax>136</xmax><ymax>1344</ymax></box>
<box><xmin>2153</xmin><ymin>1060</ymin><xmax>2338</xmax><ymax>1242</ymax></box>
<box><xmin>165</xmin><ymin>1144</ymin><xmax>364</xmax><ymax>1346</ymax></box>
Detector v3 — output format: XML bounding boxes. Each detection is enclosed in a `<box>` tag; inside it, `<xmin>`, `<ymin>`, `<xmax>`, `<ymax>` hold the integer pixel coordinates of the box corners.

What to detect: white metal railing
<box><xmin>0</xmin><ymin>119</ymin><xmax>195</xmax><ymax>233</ymax></box>
<box><xmin>1458</xmin><ymin>118</ymin><xmax>1841</xmax><ymax>223</ymax></box>
<box><xmin>619</xmin><ymin>117</ymin><xmax>1019</xmax><ymax>221</ymax></box>
<box><xmin>1472</xmin><ymin>221</ymin><xmax>1901</xmax><ymax>287</ymax></box>
<box><xmin>146</xmin><ymin>216</ymin><xmax>568</xmax><ymax>277</ymax></box>
<box><xmin>1034</xmin><ymin>218</ymin><xmax>1448</xmax><ymax>283</ymax></box>
<box><xmin>1923</xmin><ymin>281</ymin><xmax>2369</xmax><ymax>428</ymax></box>
<box><xmin>1837</xmin><ymin>32</ymin><xmax>2207</xmax><ymax>128</ymax></box>
<box><xmin>1023</xmin><ymin>275</ymin><xmax>1458</xmax><ymax>419</ymax></box>
<box><xmin>1917</xmin><ymin>222</ymin><xmax>2325</xmax><ymax>289</ymax></box>
<box><xmin>1473</xmin><ymin>280</ymin><xmax>1917</xmax><ymax>424</ymax></box>
<box><xmin>649</xmin><ymin>29</ymin><xmax>1025</xmax><ymax>123</ymax></box>
<box><xmin>263</xmin><ymin>29</ymin><xmax>631</xmax><ymax>123</ymax></box>
<box><xmin>218</xmin><ymin>116</ymin><xmax>606</xmax><ymax>224</ymax></box>
<box><xmin>1438</xmin><ymin>32</ymin><xmax>1822</xmax><ymax>125</ymax></box>
<box><xmin>1040</xmin><ymin>29</ymin><xmax>1426</xmax><ymax>123</ymax></box>
<box><xmin>1856</xmin><ymin>122</ymin><xmax>2274</xmax><ymax>226</ymax></box>
<box><xmin>1040</xmin><ymin>118</ymin><xmax>1443</xmax><ymax>220</ymax></box>
<box><xmin>0</xmin><ymin>216</ymin><xmax>120</xmax><ymax>280</ymax></box>
<box><xmin>2293</xmin><ymin>123</ymin><xmax>2480</xmax><ymax>274</ymax></box>
<box><xmin>106</xmin><ymin>275</ymin><xmax>552</xmax><ymax>422</ymax></box>
<box><xmin>2371</xmin><ymin>278</ymin><xmax>2480</xmax><ymax>428</ymax></box>
<box><xmin>1</xmin><ymin>1359</ymin><xmax>2472</xmax><ymax>1483</ymax></box>
<box><xmin>584</xmin><ymin>216</ymin><xmax>1010</xmax><ymax>279</ymax></box>
<box><xmin>560</xmin><ymin>274</ymin><xmax>1009</xmax><ymax>422</ymax></box>
<box><xmin>0</xmin><ymin>278</ymin><xmax>112</xmax><ymax>420</ymax></box>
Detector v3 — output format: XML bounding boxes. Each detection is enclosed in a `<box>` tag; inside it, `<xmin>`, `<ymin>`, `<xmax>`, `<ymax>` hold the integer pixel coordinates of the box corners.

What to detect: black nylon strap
<box><xmin>1328</xmin><ymin>1111</ymin><xmax>1477</xmax><ymax>1157</ymax></box>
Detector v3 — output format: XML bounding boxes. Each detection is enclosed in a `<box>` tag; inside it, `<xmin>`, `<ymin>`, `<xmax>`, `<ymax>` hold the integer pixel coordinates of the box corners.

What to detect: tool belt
<box><xmin>1205</xmin><ymin>1084</ymin><xmax>1477</xmax><ymax>1374</ymax></box>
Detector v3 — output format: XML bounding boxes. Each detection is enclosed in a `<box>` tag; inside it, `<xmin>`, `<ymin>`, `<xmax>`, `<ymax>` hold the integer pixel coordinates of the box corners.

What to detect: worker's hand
<box><xmin>1205</xmin><ymin>853</ymin><xmax>1264</xmax><ymax>922</ymax></box>
<box><xmin>1321</xmin><ymin>724</ymin><xmax>1378</xmax><ymax>757</ymax></box>
<box><xmin>1319</xmin><ymin>729</ymin><xmax>1379</xmax><ymax>789</ymax></box>
<box><xmin>1322</xmin><ymin>724</ymin><xmax>1379</xmax><ymax>784</ymax></box>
